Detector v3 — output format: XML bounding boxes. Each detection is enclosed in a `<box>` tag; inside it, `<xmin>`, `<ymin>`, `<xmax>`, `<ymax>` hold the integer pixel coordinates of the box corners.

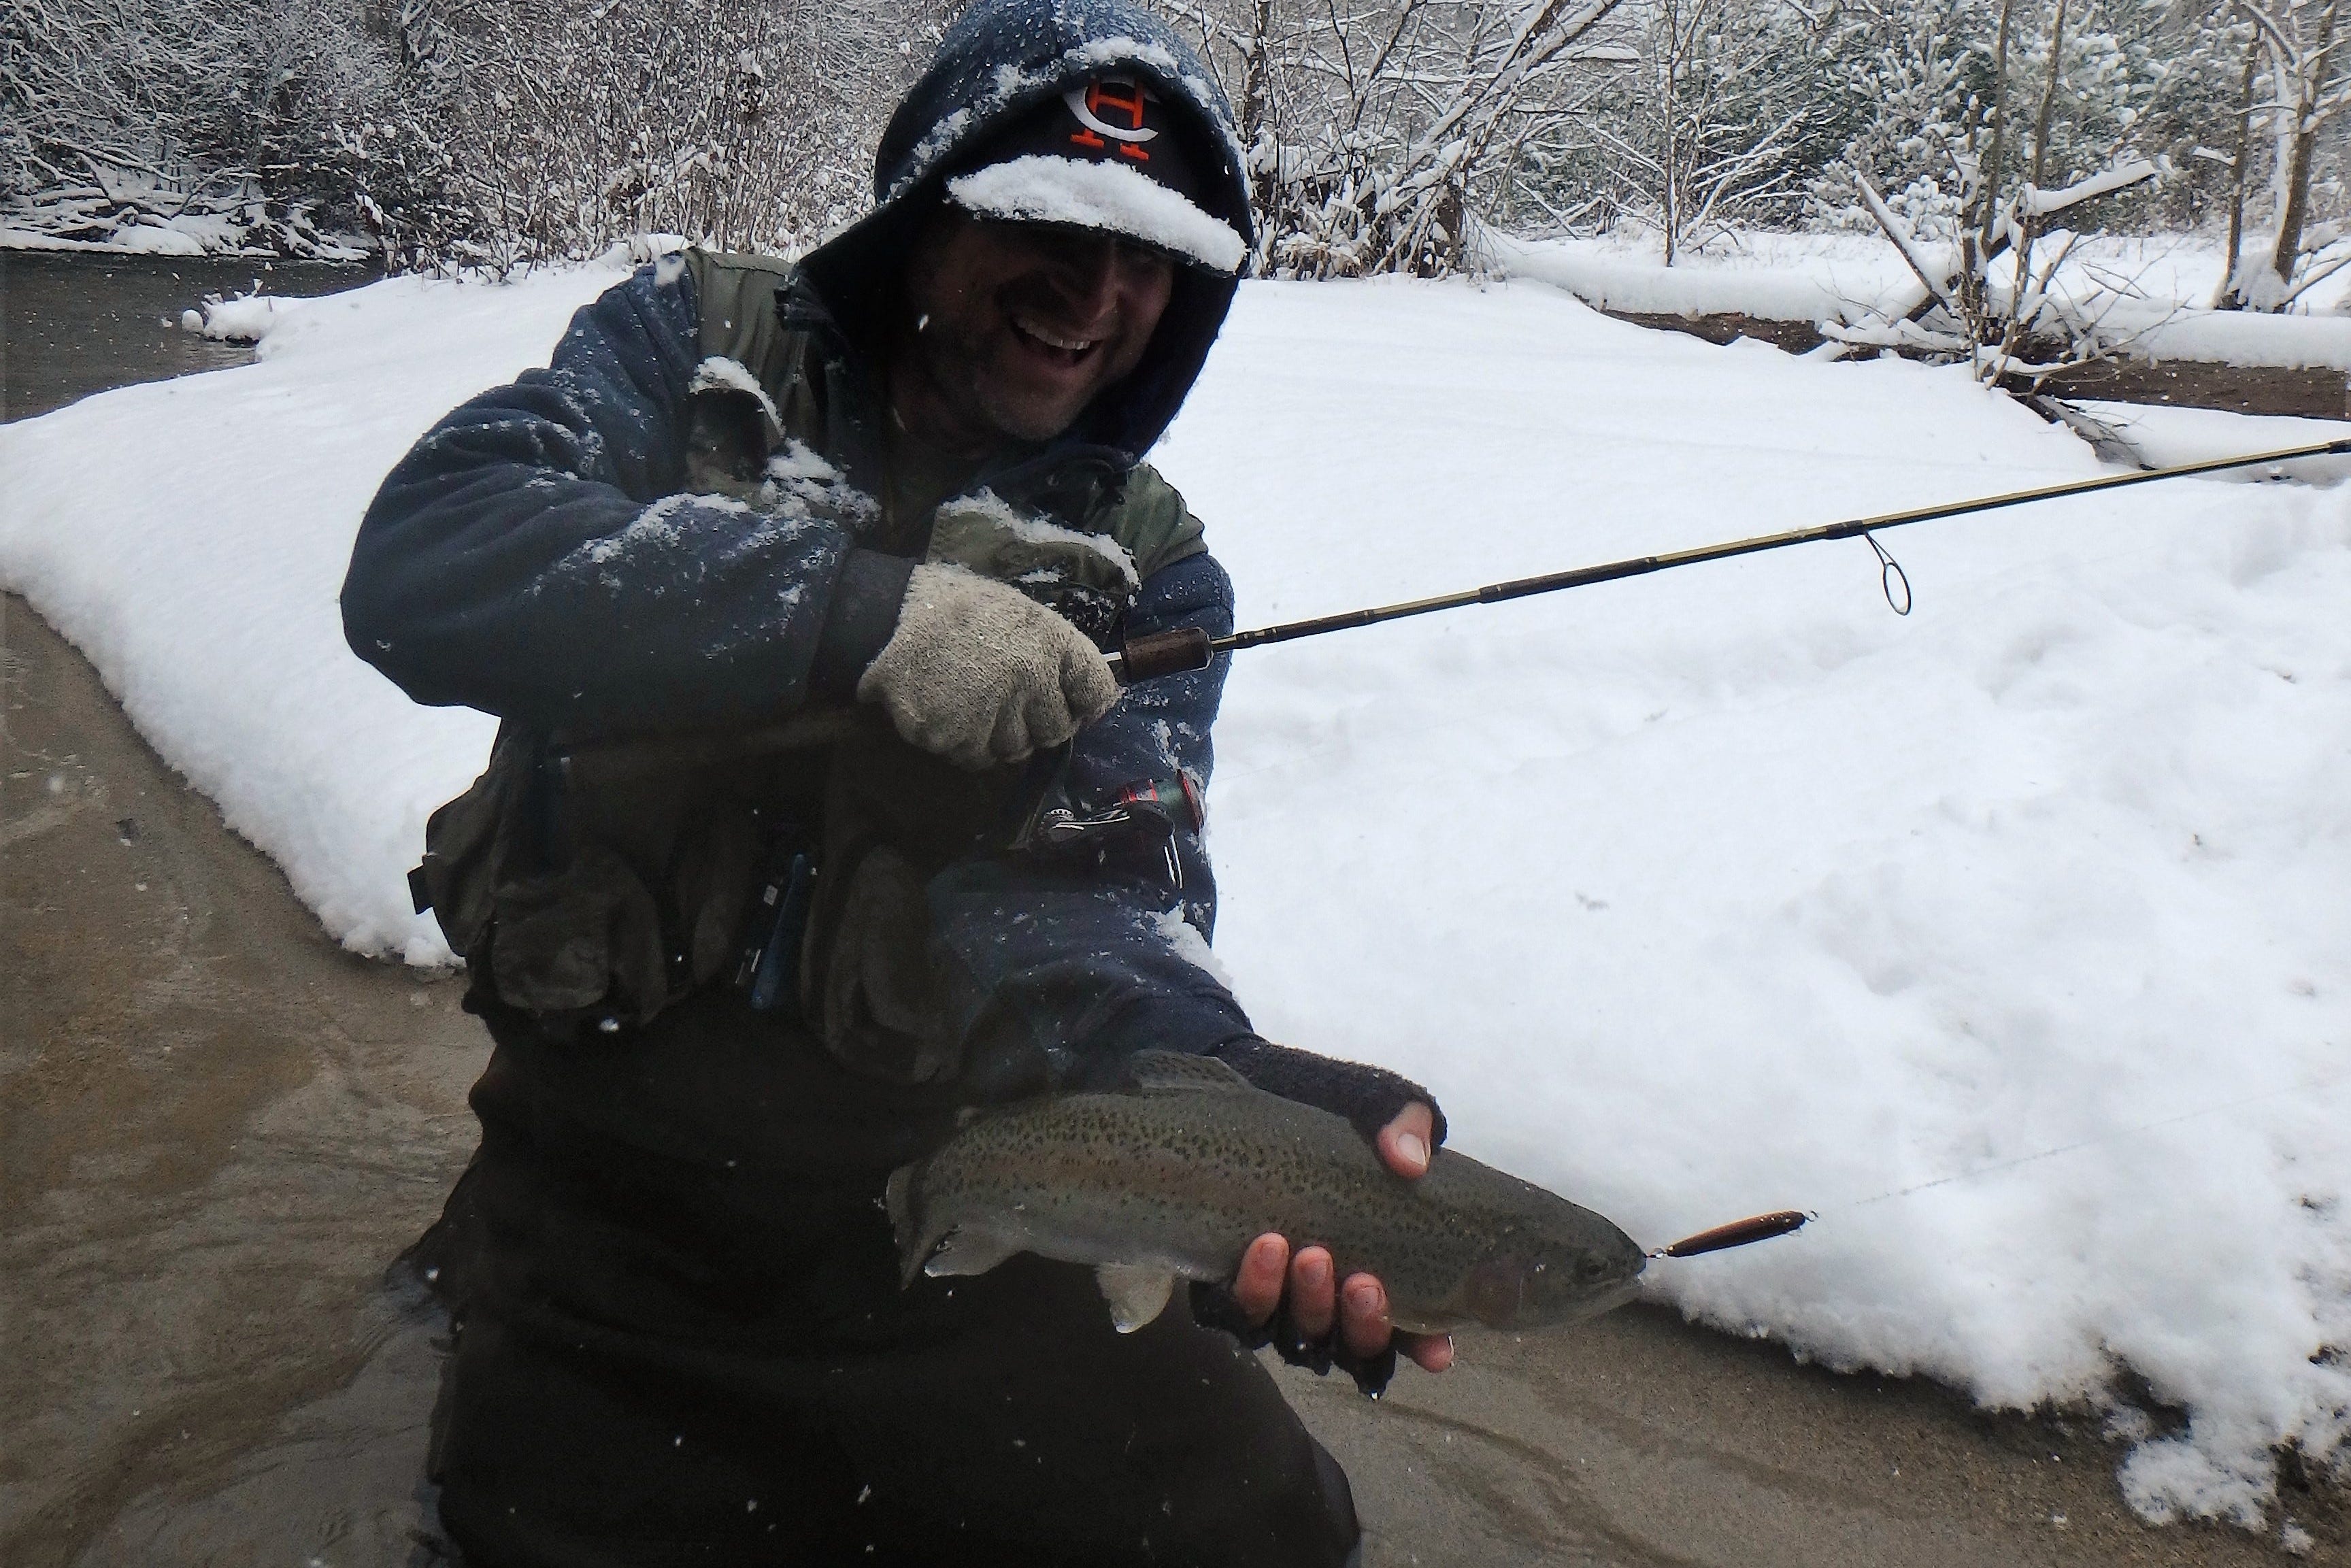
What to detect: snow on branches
<box><xmin>1155</xmin><ymin>0</ymin><xmax>1634</xmax><ymax>278</ymax></box>
<box><xmin>14</xmin><ymin>0</ymin><xmax>2351</xmax><ymax>300</ymax></box>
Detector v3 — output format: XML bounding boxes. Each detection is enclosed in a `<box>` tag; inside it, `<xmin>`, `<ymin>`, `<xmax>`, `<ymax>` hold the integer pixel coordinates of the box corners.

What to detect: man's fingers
<box><xmin>1401</xmin><ymin>1331</ymin><xmax>1453</xmax><ymax>1373</ymax></box>
<box><xmin>1064</xmin><ymin>641</ymin><xmax>1120</xmax><ymax>723</ymax></box>
<box><xmin>856</xmin><ymin>564</ymin><xmax>1119</xmax><ymax>771</ymax></box>
<box><xmin>1288</xmin><ymin>1246</ymin><xmax>1336</xmax><ymax>1341</ymax></box>
<box><xmin>1241</xmin><ymin>1238</ymin><xmax>1453</xmax><ymax>1378</ymax></box>
<box><xmin>1235</xmin><ymin>1233</ymin><xmax>1288</xmax><ymax>1324</ymax></box>
<box><xmin>1378</xmin><ymin>1101</ymin><xmax>1436</xmax><ymax>1180</ymax></box>
<box><xmin>1337</xmin><ymin>1272</ymin><xmax>1392</xmax><ymax>1361</ymax></box>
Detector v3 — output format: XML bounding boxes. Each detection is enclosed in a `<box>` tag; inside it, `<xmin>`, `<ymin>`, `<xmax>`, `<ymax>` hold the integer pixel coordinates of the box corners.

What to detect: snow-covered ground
<box><xmin>3</xmin><ymin>263</ymin><xmax>2347</xmax><ymax>1536</ymax></box>
<box><xmin>1497</xmin><ymin>229</ymin><xmax>2351</xmax><ymax>370</ymax></box>
<box><xmin>1</xmin><ymin>220</ymin><xmax>365</xmax><ymax>259</ymax></box>
<box><xmin>3</xmin><ymin>223</ymin><xmax>234</xmax><ymax>256</ymax></box>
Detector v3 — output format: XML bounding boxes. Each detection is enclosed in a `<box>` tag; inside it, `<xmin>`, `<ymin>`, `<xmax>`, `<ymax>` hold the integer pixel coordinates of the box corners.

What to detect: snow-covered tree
<box><xmin>0</xmin><ymin>0</ymin><xmax>419</xmax><ymax>255</ymax></box>
<box><xmin>1160</xmin><ymin>0</ymin><xmax>1637</xmax><ymax>277</ymax></box>
<box><xmin>1593</xmin><ymin>0</ymin><xmax>1831</xmax><ymax>262</ymax></box>
<box><xmin>1805</xmin><ymin>0</ymin><xmax>2003</xmax><ymax>239</ymax></box>
<box><xmin>2213</xmin><ymin>0</ymin><xmax>2351</xmax><ymax>307</ymax></box>
<box><xmin>403</xmin><ymin>0</ymin><xmax>937</xmax><ymax>267</ymax></box>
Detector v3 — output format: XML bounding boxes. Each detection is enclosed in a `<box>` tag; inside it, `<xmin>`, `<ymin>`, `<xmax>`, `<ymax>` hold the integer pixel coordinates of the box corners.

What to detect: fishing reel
<box><xmin>1010</xmin><ymin>762</ymin><xmax>1205</xmax><ymax>890</ymax></box>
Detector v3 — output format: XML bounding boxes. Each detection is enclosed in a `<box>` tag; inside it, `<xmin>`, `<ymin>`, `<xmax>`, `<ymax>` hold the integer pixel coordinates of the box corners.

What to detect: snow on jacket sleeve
<box><xmin>341</xmin><ymin>263</ymin><xmax>882</xmax><ymax>732</ymax></box>
<box><xmin>924</xmin><ymin>548</ymin><xmax>1256</xmax><ymax>1092</ymax></box>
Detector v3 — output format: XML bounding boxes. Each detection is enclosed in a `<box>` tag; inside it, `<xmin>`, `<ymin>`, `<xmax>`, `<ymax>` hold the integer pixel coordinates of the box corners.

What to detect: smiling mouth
<box><xmin>1010</xmin><ymin>312</ymin><xmax>1103</xmax><ymax>367</ymax></box>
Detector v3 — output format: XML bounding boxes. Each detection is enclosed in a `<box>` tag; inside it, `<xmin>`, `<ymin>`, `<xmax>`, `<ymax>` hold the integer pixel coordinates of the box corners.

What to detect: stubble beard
<box><xmin>925</xmin><ymin>320</ymin><xmax>1090</xmax><ymax>448</ymax></box>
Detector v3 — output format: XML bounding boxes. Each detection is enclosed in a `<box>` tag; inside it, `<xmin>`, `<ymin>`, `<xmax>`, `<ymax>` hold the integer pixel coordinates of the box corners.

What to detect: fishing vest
<box><xmin>414</xmin><ymin>248</ymin><xmax>1210</xmax><ymax>1083</ymax></box>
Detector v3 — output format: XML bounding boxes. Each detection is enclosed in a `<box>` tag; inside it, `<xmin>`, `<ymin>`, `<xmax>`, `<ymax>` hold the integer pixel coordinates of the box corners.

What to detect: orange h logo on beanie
<box><xmin>1065</xmin><ymin>76</ymin><xmax>1157</xmax><ymax>161</ymax></box>
<box><xmin>941</xmin><ymin>67</ymin><xmax>1247</xmax><ymax>272</ymax></box>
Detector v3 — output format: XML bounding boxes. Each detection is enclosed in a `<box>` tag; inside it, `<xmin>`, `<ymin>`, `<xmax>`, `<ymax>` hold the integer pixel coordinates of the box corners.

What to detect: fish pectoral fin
<box><xmin>922</xmin><ymin>1223</ymin><xmax>1024</xmax><ymax>1279</ymax></box>
<box><xmin>884</xmin><ymin>1165</ymin><xmax>929</xmax><ymax>1288</ymax></box>
<box><xmin>1124</xmin><ymin>1050</ymin><xmax>1252</xmax><ymax>1097</ymax></box>
<box><xmin>1095</xmin><ymin>1265</ymin><xmax>1176</xmax><ymax>1333</ymax></box>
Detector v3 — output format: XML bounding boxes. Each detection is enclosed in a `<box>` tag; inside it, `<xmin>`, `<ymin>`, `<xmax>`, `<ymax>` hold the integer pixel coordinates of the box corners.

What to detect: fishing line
<box><xmin>1652</xmin><ymin>1064</ymin><xmax>2349</xmax><ymax>1260</ymax></box>
<box><xmin>1833</xmin><ymin>1068</ymin><xmax>2351</xmax><ymax>1214</ymax></box>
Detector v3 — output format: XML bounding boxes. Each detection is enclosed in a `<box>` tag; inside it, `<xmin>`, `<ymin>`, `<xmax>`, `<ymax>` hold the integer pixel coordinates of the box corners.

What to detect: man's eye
<box><xmin>1115</xmin><ymin>241</ymin><xmax>1175</xmax><ymax>276</ymax></box>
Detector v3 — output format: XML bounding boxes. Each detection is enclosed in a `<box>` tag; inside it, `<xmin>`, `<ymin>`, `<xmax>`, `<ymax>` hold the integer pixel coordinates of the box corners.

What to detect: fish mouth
<box><xmin>1510</xmin><ymin>1275</ymin><xmax>1641</xmax><ymax>1331</ymax></box>
<box><xmin>1578</xmin><ymin>1275</ymin><xmax>1644</xmax><ymax>1322</ymax></box>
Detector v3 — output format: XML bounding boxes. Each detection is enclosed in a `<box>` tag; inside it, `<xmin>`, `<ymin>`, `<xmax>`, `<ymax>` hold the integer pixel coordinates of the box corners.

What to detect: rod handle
<box><xmin>1108</xmin><ymin>627</ymin><xmax>1214</xmax><ymax>684</ymax></box>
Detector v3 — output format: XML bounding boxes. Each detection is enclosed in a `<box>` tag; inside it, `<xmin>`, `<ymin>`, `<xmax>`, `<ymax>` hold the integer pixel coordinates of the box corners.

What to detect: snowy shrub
<box><xmin>0</xmin><ymin>0</ymin><xmax>933</xmax><ymax>267</ymax></box>
<box><xmin>1158</xmin><ymin>0</ymin><xmax>1637</xmax><ymax>278</ymax></box>
<box><xmin>415</xmin><ymin>0</ymin><xmax>938</xmax><ymax>268</ymax></box>
<box><xmin>1584</xmin><ymin>0</ymin><xmax>1839</xmax><ymax>262</ymax></box>
<box><xmin>0</xmin><ymin>0</ymin><xmax>414</xmax><ymax>256</ymax></box>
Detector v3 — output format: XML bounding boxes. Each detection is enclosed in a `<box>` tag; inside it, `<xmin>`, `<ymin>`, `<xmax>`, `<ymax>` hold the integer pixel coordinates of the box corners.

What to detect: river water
<box><xmin>2</xmin><ymin>249</ymin><xmax>481</xmax><ymax>1568</ymax></box>
<box><xmin>1</xmin><ymin>251</ymin><xmax>377</xmax><ymax>422</ymax></box>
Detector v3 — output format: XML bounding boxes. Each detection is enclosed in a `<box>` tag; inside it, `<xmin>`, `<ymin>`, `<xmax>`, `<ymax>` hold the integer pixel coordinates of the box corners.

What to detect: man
<box><xmin>346</xmin><ymin>1</ymin><xmax>1449</xmax><ymax>1562</ymax></box>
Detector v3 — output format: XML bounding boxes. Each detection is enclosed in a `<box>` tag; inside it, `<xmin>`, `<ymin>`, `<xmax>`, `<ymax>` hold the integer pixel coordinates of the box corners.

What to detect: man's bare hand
<box><xmin>1231</xmin><ymin>1101</ymin><xmax>1454</xmax><ymax>1374</ymax></box>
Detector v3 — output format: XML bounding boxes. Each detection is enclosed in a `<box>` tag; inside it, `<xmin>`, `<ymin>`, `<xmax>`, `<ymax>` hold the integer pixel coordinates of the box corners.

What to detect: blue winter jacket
<box><xmin>344</xmin><ymin>0</ymin><xmax>1268</xmax><ymax>1095</ymax></box>
<box><xmin>342</xmin><ymin>0</ymin><xmax>1441</xmax><ymax>1149</ymax></box>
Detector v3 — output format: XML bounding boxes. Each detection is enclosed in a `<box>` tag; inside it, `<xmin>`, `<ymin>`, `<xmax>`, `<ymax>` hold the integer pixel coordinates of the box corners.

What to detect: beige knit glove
<box><xmin>856</xmin><ymin>563</ymin><xmax>1120</xmax><ymax>769</ymax></box>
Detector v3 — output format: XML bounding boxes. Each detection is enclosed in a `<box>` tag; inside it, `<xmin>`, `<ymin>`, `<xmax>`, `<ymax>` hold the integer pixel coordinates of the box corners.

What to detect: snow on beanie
<box><xmin>943</xmin><ymin>77</ymin><xmax>1248</xmax><ymax>275</ymax></box>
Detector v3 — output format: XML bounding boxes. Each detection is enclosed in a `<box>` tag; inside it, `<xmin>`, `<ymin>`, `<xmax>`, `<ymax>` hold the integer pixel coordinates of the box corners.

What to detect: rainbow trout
<box><xmin>885</xmin><ymin>1051</ymin><xmax>1646</xmax><ymax>1334</ymax></box>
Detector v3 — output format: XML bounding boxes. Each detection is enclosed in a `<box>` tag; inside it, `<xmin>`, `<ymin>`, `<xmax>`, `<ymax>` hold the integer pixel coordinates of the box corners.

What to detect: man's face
<box><xmin>895</xmin><ymin>212</ymin><xmax>1177</xmax><ymax>451</ymax></box>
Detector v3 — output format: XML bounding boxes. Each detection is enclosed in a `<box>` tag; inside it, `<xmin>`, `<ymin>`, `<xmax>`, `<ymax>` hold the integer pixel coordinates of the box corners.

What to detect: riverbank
<box><xmin>0</xmin><ymin>250</ymin><xmax>376</xmax><ymax>422</ymax></box>
<box><xmin>3</xmin><ymin>587</ymin><xmax>2327</xmax><ymax>1565</ymax></box>
<box><xmin>1494</xmin><ymin>233</ymin><xmax>2351</xmax><ymax>422</ymax></box>
<box><xmin>3</xmin><ymin>252</ymin><xmax>2345</xmax><ymax>1560</ymax></box>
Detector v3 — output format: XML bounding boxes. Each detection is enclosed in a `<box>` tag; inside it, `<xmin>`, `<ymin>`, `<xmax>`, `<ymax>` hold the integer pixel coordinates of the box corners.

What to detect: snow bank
<box><xmin>3</xmin><ymin>216</ymin><xmax>285</xmax><ymax>258</ymax></box>
<box><xmin>1490</xmin><ymin>231</ymin><xmax>1913</xmax><ymax>323</ymax></box>
<box><xmin>2126</xmin><ymin>308</ymin><xmax>2351</xmax><ymax>371</ymax></box>
<box><xmin>1490</xmin><ymin>231</ymin><xmax>1926</xmax><ymax>324</ymax></box>
<box><xmin>1168</xmin><ymin>281</ymin><xmax>2351</xmax><ymax>1530</ymax></box>
<box><xmin>180</xmin><ymin>293</ymin><xmax>307</xmax><ymax>342</ymax></box>
<box><xmin>0</xmin><ymin>263</ymin><xmax>622</xmax><ymax>961</ymax></box>
<box><xmin>2072</xmin><ymin>401</ymin><xmax>2351</xmax><ymax>482</ymax></box>
<box><xmin>1498</xmin><ymin>230</ymin><xmax>2351</xmax><ymax>371</ymax></box>
<box><xmin>3</xmin><ymin>264</ymin><xmax>2348</xmax><ymax>1530</ymax></box>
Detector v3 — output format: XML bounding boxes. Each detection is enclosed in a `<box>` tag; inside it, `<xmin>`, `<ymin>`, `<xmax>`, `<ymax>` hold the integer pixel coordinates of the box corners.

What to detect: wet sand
<box><xmin>3</xmin><ymin>590</ymin><xmax>2338</xmax><ymax>1566</ymax></box>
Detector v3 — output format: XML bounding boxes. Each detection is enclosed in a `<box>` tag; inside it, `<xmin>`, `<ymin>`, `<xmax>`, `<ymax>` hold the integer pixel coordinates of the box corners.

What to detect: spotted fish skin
<box><xmin>884</xmin><ymin>1052</ymin><xmax>1646</xmax><ymax>1334</ymax></box>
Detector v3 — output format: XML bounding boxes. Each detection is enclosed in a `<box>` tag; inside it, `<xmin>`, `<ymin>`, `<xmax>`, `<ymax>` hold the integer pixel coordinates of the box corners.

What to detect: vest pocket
<box><xmin>416</xmin><ymin>724</ymin><xmax>540</xmax><ymax>962</ymax></box>
<box><xmin>809</xmin><ymin>844</ymin><xmax>957</xmax><ymax>1084</ymax></box>
<box><xmin>487</xmin><ymin>844</ymin><xmax>671</xmax><ymax>1018</ymax></box>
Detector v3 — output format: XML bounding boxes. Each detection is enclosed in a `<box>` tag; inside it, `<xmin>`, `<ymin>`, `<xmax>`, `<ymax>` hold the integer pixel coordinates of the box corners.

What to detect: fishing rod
<box><xmin>1105</xmin><ymin>436</ymin><xmax>2351</xmax><ymax>683</ymax></box>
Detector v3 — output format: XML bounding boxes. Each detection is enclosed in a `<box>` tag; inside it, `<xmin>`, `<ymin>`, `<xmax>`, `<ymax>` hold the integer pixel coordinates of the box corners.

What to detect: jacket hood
<box><xmin>799</xmin><ymin>0</ymin><xmax>1254</xmax><ymax>465</ymax></box>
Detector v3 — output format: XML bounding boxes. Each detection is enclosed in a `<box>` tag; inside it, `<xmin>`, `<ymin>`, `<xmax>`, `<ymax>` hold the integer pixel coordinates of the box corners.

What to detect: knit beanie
<box><xmin>941</xmin><ymin>75</ymin><xmax>1250</xmax><ymax>275</ymax></box>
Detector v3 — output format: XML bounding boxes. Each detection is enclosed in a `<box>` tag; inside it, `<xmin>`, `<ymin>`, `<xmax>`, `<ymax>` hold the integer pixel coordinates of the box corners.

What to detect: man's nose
<box><xmin>1043</xmin><ymin>237</ymin><xmax>1125</xmax><ymax>316</ymax></box>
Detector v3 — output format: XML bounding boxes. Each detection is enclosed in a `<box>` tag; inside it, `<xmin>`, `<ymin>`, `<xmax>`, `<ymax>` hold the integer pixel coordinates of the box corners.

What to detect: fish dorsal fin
<box><xmin>1095</xmin><ymin>1264</ymin><xmax>1176</xmax><ymax>1332</ymax></box>
<box><xmin>1125</xmin><ymin>1050</ymin><xmax>1252</xmax><ymax>1096</ymax></box>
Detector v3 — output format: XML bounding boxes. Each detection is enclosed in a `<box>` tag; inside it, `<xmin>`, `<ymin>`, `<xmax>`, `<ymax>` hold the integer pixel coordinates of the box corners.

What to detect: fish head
<box><xmin>1463</xmin><ymin>1214</ymin><xmax>1648</xmax><ymax>1330</ymax></box>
